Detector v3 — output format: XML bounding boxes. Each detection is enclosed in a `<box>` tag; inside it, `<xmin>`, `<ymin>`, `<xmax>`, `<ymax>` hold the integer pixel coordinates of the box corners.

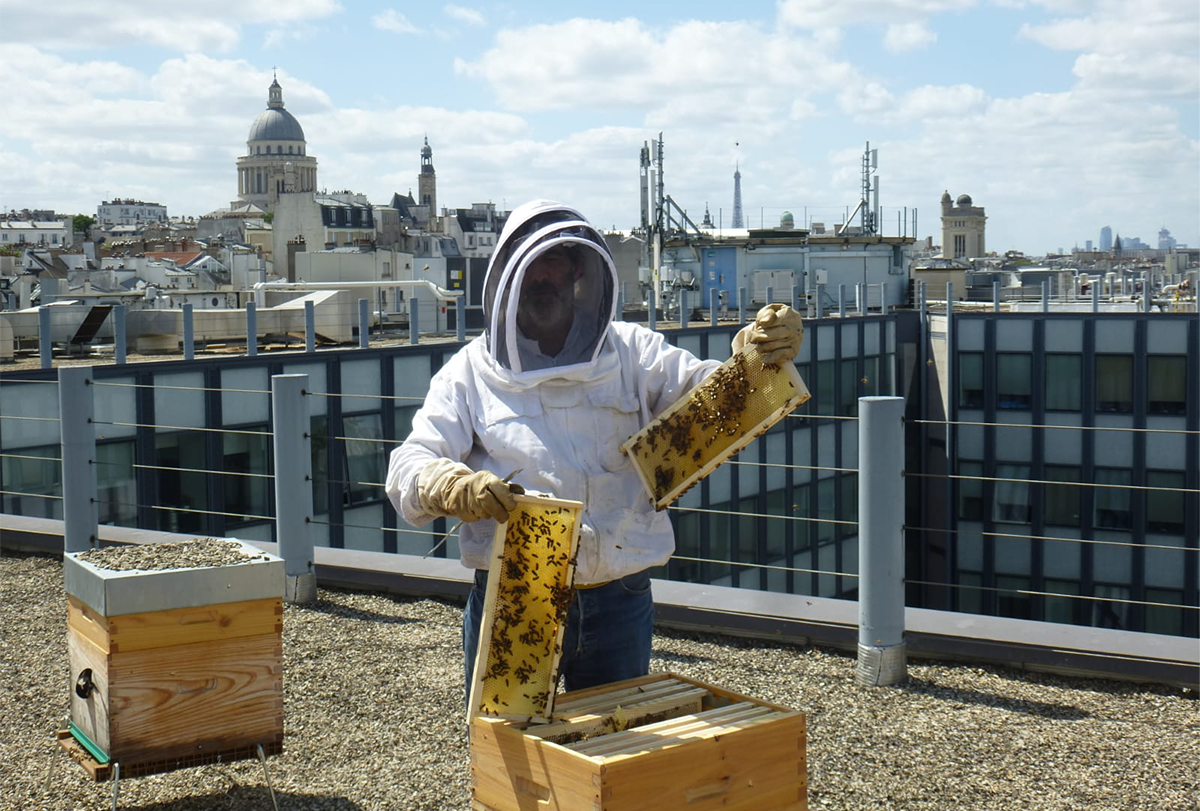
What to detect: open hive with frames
<box><xmin>621</xmin><ymin>344</ymin><xmax>810</xmax><ymax>510</ymax></box>
<box><xmin>468</xmin><ymin>494</ymin><xmax>583</xmax><ymax>725</ymax></box>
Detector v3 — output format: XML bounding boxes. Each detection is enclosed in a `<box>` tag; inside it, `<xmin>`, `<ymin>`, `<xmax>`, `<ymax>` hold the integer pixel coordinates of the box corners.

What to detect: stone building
<box><xmin>234</xmin><ymin>77</ymin><xmax>319</xmax><ymax>213</ymax></box>
<box><xmin>941</xmin><ymin>191</ymin><xmax>986</xmax><ymax>260</ymax></box>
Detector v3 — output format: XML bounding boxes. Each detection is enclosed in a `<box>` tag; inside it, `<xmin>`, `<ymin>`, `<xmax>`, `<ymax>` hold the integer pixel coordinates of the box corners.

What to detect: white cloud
<box><xmin>884</xmin><ymin>22</ymin><xmax>937</xmax><ymax>52</ymax></box>
<box><xmin>455</xmin><ymin>17</ymin><xmax>855</xmax><ymax>120</ymax></box>
<box><xmin>0</xmin><ymin>0</ymin><xmax>341</xmax><ymax>52</ymax></box>
<box><xmin>445</xmin><ymin>4</ymin><xmax>485</xmax><ymax>26</ymax></box>
<box><xmin>777</xmin><ymin>0</ymin><xmax>974</xmax><ymax>29</ymax></box>
<box><xmin>372</xmin><ymin>9</ymin><xmax>420</xmax><ymax>35</ymax></box>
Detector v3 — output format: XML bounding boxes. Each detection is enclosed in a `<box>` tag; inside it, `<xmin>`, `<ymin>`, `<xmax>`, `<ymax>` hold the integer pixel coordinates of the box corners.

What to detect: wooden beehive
<box><xmin>60</xmin><ymin>539</ymin><xmax>285</xmax><ymax>779</ymax></box>
<box><xmin>471</xmin><ymin>672</ymin><xmax>807</xmax><ymax>811</ymax></box>
<box><xmin>469</xmin><ymin>494</ymin><xmax>583</xmax><ymax>725</ymax></box>
<box><xmin>621</xmin><ymin>345</ymin><xmax>810</xmax><ymax>510</ymax></box>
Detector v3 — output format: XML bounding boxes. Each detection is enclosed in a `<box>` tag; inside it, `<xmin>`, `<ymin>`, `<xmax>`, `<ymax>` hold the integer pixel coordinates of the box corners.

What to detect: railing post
<box><xmin>838</xmin><ymin>284</ymin><xmax>847</xmax><ymax>319</ymax></box>
<box><xmin>1092</xmin><ymin>281</ymin><xmax>1100</xmax><ymax>313</ymax></box>
<box><xmin>738</xmin><ymin>286</ymin><xmax>747</xmax><ymax>325</ymax></box>
<box><xmin>246</xmin><ymin>300</ymin><xmax>257</xmax><ymax>357</ymax></box>
<box><xmin>304</xmin><ymin>300</ymin><xmax>316</xmax><ymax>353</ymax></box>
<box><xmin>816</xmin><ymin>283</ymin><xmax>825</xmax><ymax>319</ymax></box>
<box><xmin>1042</xmin><ymin>281</ymin><xmax>1050</xmax><ymax>313</ymax></box>
<box><xmin>617</xmin><ymin>289</ymin><xmax>626</xmax><ymax>323</ymax></box>
<box><xmin>791</xmin><ymin>283</ymin><xmax>801</xmax><ymax>316</ymax></box>
<box><xmin>709</xmin><ymin>291</ymin><xmax>718</xmax><ymax>327</ymax></box>
<box><xmin>680</xmin><ymin>289</ymin><xmax>690</xmax><ymax>329</ymax></box>
<box><xmin>766</xmin><ymin>285</ymin><xmax>774</xmax><ymax>307</ymax></box>
<box><xmin>113</xmin><ymin>304</ymin><xmax>127</xmax><ymax>365</ymax></box>
<box><xmin>856</xmin><ymin>395</ymin><xmax>907</xmax><ymax>686</ymax></box>
<box><xmin>409</xmin><ymin>295</ymin><xmax>420</xmax><ymax>345</ymax></box>
<box><xmin>455</xmin><ymin>295</ymin><xmax>466</xmax><ymax>342</ymax></box>
<box><xmin>271</xmin><ymin>373</ymin><xmax>315</xmax><ymax>603</ymax></box>
<box><xmin>993</xmin><ymin>280</ymin><xmax>1001</xmax><ymax>312</ymax></box>
<box><xmin>183</xmin><ymin>303</ymin><xmax>194</xmax><ymax>361</ymax></box>
<box><xmin>39</xmin><ymin>306</ymin><xmax>52</xmax><ymax>369</ymax></box>
<box><xmin>881</xmin><ymin>283</ymin><xmax>888</xmax><ymax>316</ymax></box>
<box><xmin>59</xmin><ymin>366</ymin><xmax>98</xmax><ymax>553</ymax></box>
<box><xmin>648</xmin><ymin>287</ymin><xmax>657</xmax><ymax>331</ymax></box>
<box><xmin>358</xmin><ymin>298</ymin><xmax>370</xmax><ymax>349</ymax></box>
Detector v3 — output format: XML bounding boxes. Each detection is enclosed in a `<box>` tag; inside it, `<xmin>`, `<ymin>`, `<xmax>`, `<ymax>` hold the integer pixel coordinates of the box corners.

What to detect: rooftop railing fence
<box><xmin>1</xmin><ymin>369</ymin><xmax>1195</xmax><ymax>637</ymax></box>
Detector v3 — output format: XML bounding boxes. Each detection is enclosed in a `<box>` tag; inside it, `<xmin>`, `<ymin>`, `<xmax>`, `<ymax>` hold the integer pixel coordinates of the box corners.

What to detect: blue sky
<box><xmin>1</xmin><ymin>0</ymin><xmax>1196</xmax><ymax>255</ymax></box>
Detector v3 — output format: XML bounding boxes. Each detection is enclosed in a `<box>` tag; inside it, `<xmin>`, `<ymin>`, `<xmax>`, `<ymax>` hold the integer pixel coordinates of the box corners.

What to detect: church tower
<box><xmin>234</xmin><ymin>76</ymin><xmax>318</xmax><ymax>213</ymax></box>
<box><xmin>418</xmin><ymin>136</ymin><xmax>437</xmax><ymax>214</ymax></box>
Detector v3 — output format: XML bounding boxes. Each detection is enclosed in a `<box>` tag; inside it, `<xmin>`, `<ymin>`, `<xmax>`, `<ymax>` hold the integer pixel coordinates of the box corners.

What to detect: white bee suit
<box><xmin>385</xmin><ymin>200</ymin><xmax>719</xmax><ymax>584</ymax></box>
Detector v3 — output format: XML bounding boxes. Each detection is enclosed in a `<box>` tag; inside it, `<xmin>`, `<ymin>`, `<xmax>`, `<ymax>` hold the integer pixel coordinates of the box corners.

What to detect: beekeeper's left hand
<box><xmin>731</xmin><ymin>304</ymin><xmax>804</xmax><ymax>365</ymax></box>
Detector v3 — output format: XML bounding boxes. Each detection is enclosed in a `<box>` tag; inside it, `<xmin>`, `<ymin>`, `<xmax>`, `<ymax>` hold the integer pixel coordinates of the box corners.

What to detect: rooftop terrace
<box><xmin>4</xmin><ymin>550</ymin><xmax>1197</xmax><ymax>811</ymax></box>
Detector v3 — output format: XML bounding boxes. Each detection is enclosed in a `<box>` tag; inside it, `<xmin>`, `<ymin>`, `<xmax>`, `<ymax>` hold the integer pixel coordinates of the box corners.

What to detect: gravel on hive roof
<box><xmin>2</xmin><ymin>551</ymin><xmax>1196</xmax><ymax>811</ymax></box>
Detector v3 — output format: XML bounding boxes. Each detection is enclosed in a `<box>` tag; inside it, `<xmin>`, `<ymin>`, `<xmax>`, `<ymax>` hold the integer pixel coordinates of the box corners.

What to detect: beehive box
<box><xmin>471</xmin><ymin>672</ymin><xmax>806</xmax><ymax>811</ymax></box>
<box><xmin>469</xmin><ymin>494</ymin><xmax>583</xmax><ymax>725</ymax></box>
<box><xmin>621</xmin><ymin>345</ymin><xmax>810</xmax><ymax>510</ymax></box>
<box><xmin>61</xmin><ymin>538</ymin><xmax>285</xmax><ymax>778</ymax></box>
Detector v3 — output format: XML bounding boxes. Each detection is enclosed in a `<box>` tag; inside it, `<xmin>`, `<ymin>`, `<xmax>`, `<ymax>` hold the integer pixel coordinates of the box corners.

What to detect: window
<box><xmin>1095</xmin><ymin>354</ymin><xmax>1132</xmax><ymax>412</ymax></box>
<box><xmin>0</xmin><ymin>445</ymin><xmax>61</xmax><ymax>519</ymax></box>
<box><xmin>1093</xmin><ymin>468</ymin><xmax>1132</xmax><ymax>529</ymax></box>
<box><xmin>862</xmin><ymin>356</ymin><xmax>880</xmax><ymax>396</ymax></box>
<box><xmin>1044</xmin><ymin>465</ymin><xmax>1082</xmax><ymax>527</ymax></box>
<box><xmin>1147</xmin><ymin>356</ymin><xmax>1186</xmax><ymax>415</ymax></box>
<box><xmin>1044</xmin><ymin>354</ymin><xmax>1081</xmax><ymax>411</ymax></box>
<box><xmin>958</xmin><ymin>461</ymin><xmax>984</xmax><ymax>521</ymax></box>
<box><xmin>310</xmin><ymin>416</ymin><xmax>329</xmax><ymax>515</ymax></box>
<box><xmin>1092</xmin><ymin>583</ymin><xmax>1129</xmax><ymax>630</ymax></box>
<box><xmin>997</xmin><ymin>574</ymin><xmax>1033</xmax><ymax>619</ymax></box>
<box><xmin>954</xmin><ymin>234</ymin><xmax>966</xmax><ymax>258</ymax></box>
<box><xmin>1144</xmin><ymin>588</ymin><xmax>1185</xmax><ymax>636</ymax></box>
<box><xmin>993</xmin><ymin>464</ymin><xmax>1031</xmax><ymax>523</ymax></box>
<box><xmin>958</xmin><ymin>352</ymin><xmax>984</xmax><ymax>408</ymax></box>
<box><xmin>838</xmin><ymin>358</ymin><xmax>858</xmax><ymax>417</ymax></box>
<box><xmin>1043</xmin><ymin>579</ymin><xmax>1080</xmax><ymax>626</ymax></box>
<box><xmin>996</xmin><ymin>353</ymin><xmax>1032</xmax><ymax>409</ymax></box>
<box><xmin>816</xmin><ymin>359</ymin><xmax>835</xmax><ymax>419</ymax></box>
<box><xmin>223</xmin><ymin>429</ymin><xmax>270</xmax><ymax>526</ymax></box>
<box><xmin>154</xmin><ymin>432</ymin><xmax>208</xmax><ymax>533</ymax></box>
<box><xmin>96</xmin><ymin>441</ymin><xmax>136</xmax><ymax>527</ymax></box>
<box><xmin>1146</xmin><ymin>470</ymin><xmax>1185</xmax><ymax>534</ymax></box>
<box><xmin>343</xmin><ymin>414</ymin><xmax>385</xmax><ymax>506</ymax></box>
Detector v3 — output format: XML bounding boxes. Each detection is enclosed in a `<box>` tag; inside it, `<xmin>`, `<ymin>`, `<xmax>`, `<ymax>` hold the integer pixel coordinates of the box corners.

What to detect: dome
<box><xmin>941</xmin><ymin>190</ymin><xmax>952</xmax><ymax>204</ymax></box>
<box><xmin>956</xmin><ymin>193</ymin><xmax>973</xmax><ymax>207</ymax></box>
<box><xmin>248</xmin><ymin>107</ymin><xmax>305</xmax><ymax>143</ymax></box>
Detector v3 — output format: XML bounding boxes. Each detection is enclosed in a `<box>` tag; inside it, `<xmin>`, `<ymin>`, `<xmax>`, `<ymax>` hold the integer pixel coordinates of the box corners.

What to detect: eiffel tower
<box><xmin>731</xmin><ymin>163</ymin><xmax>744</xmax><ymax>229</ymax></box>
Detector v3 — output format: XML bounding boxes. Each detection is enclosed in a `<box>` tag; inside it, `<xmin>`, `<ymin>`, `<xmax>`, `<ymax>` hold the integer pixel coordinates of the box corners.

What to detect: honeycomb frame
<box><xmin>621</xmin><ymin>345</ymin><xmax>811</xmax><ymax>510</ymax></box>
<box><xmin>468</xmin><ymin>494</ymin><xmax>583</xmax><ymax>725</ymax></box>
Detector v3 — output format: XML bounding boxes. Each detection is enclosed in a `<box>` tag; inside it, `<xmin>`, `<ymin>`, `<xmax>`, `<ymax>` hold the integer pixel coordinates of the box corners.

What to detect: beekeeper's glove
<box><xmin>731</xmin><ymin>303</ymin><xmax>804</xmax><ymax>365</ymax></box>
<box><xmin>417</xmin><ymin>461</ymin><xmax>525</xmax><ymax>523</ymax></box>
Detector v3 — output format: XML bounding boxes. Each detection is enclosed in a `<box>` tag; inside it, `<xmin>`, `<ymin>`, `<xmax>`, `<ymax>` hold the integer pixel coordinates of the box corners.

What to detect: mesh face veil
<box><xmin>482</xmin><ymin>201</ymin><xmax>617</xmax><ymax>377</ymax></box>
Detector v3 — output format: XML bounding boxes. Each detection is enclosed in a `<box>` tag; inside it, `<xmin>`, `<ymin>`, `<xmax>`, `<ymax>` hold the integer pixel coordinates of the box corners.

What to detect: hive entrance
<box><xmin>622</xmin><ymin>345</ymin><xmax>810</xmax><ymax>509</ymax></box>
<box><xmin>469</xmin><ymin>494</ymin><xmax>582</xmax><ymax>724</ymax></box>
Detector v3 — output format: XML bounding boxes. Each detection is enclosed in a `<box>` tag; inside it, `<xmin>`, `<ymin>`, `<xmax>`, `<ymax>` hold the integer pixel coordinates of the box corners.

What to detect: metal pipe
<box><xmin>856</xmin><ymin>395</ymin><xmax>907</xmax><ymax>686</ymax></box>
<box><xmin>59</xmin><ymin>366</ymin><xmax>98</xmax><ymax>553</ymax></box>
<box><xmin>183</xmin><ymin>303</ymin><xmax>194</xmax><ymax>361</ymax></box>
<box><xmin>38</xmin><ymin>307</ymin><xmax>52</xmax><ymax>370</ymax></box>
<box><xmin>304</xmin><ymin>300</ymin><xmax>315</xmax><ymax>353</ymax></box>
<box><xmin>246</xmin><ymin>300</ymin><xmax>257</xmax><ymax>357</ymax></box>
<box><xmin>252</xmin><ymin>278</ymin><xmax>462</xmax><ymax>303</ymax></box>
<box><xmin>271</xmin><ymin>373</ymin><xmax>315</xmax><ymax>603</ymax></box>
<box><xmin>113</xmin><ymin>305</ymin><xmax>127</xmax><ymax>365</ymax></box>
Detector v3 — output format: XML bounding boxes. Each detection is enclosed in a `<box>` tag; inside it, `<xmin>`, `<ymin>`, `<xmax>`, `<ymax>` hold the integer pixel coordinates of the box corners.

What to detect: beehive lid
<box><xmin>64</xmin><ymin>538</ymin><xmax>284</xmax><ymax>617</ymax></box>
<box><xmin>468</xmin><ymin>494</ymin><xmax>583</xmax><ymax>725</ymax></box>
<box><xmin>621</xmin><ymin>345</ymin><xmax>810</xmax><ymax>509</ymax></box>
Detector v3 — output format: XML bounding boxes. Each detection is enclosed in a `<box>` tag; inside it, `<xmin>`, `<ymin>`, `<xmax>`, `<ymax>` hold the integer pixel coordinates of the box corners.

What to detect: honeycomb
<box><xmin>468</xmin><ymin>494</ymin><xmax>583</xmax><ymax>724</ymax></box>
<box><xmin>621</xmin><ymin>345</ymin><xmax>810</xmax><ymax>510</ymax></box>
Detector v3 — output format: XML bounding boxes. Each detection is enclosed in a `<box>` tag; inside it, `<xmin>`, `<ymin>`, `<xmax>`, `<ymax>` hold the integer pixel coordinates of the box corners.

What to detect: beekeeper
<box><xmin>386</xmin><ymin>199</ymin><xmax>802</xmax><ymax>698</ymax></box>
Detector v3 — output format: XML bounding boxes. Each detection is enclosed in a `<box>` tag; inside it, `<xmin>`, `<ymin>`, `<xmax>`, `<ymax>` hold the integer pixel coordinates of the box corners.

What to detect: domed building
<box><xmin>234</xmin><ymin>77</ymin><xmax>318</xmax><ymax>213</ymax></box>
<box><xmin>940</xmin><ymin>190</ymin><xmax>986</xmax><ymax>259</ymax></box>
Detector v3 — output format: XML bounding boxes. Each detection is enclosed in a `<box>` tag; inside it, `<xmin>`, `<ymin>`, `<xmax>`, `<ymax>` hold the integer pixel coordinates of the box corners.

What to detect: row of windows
<box><xmin>254</xmin><ymin>144</ymin><xmax>305</xmax><ymax>156</ymax></box>
<box><xmin>958</xmin><ymin>461</ymin><xmax>1187</xmax><ymax>533</ymax></box>
<box><xmin>796</xmin><ymin>355</ymin><xmax>890</xmax><ymax>419</ymax></box>
<box><xmin>959</xmin><ymin>352</ymin><xmax>1188</xmax><ymax>414</ymax></box>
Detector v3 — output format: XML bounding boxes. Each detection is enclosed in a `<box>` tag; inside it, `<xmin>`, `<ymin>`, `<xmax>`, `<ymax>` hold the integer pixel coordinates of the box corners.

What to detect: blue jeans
<box><xmin>463</xmin><ymin>568</ymin><xmax>654</xmax><ymax>705</ymax></box>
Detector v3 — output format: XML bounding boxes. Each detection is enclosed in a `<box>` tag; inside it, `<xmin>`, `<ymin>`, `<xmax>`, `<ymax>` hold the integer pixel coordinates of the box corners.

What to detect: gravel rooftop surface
<box><xmin>3</xmin><ymin>550</ymin><xmax>1197</xmax><ymax>811</ymax></box>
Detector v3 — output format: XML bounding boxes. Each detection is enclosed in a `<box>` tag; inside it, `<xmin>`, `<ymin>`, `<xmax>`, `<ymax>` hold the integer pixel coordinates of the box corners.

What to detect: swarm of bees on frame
<box><xmin>628</xmin><ymin>346</ymin><xmax>801</xmax><ymax>505</ymax></box>
<box><xmin>476</xmin><ymin>502</ymin><xmax>579</xmax><ymax>720</ymax></box>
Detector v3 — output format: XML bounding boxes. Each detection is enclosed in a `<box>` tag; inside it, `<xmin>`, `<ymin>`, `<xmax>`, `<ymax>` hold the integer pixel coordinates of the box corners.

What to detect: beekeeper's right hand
<box><xmin>417</xmin><ymin>460</ymin><xmax>524</xmax><ymax>522</ymax></box>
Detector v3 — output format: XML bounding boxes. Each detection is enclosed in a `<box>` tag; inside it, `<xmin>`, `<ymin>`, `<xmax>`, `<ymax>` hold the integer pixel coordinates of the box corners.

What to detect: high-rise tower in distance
<box><xmin>731</xmin><ymin>163</ymin><xmax>744</xmax><ymax>229</ymax></box>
